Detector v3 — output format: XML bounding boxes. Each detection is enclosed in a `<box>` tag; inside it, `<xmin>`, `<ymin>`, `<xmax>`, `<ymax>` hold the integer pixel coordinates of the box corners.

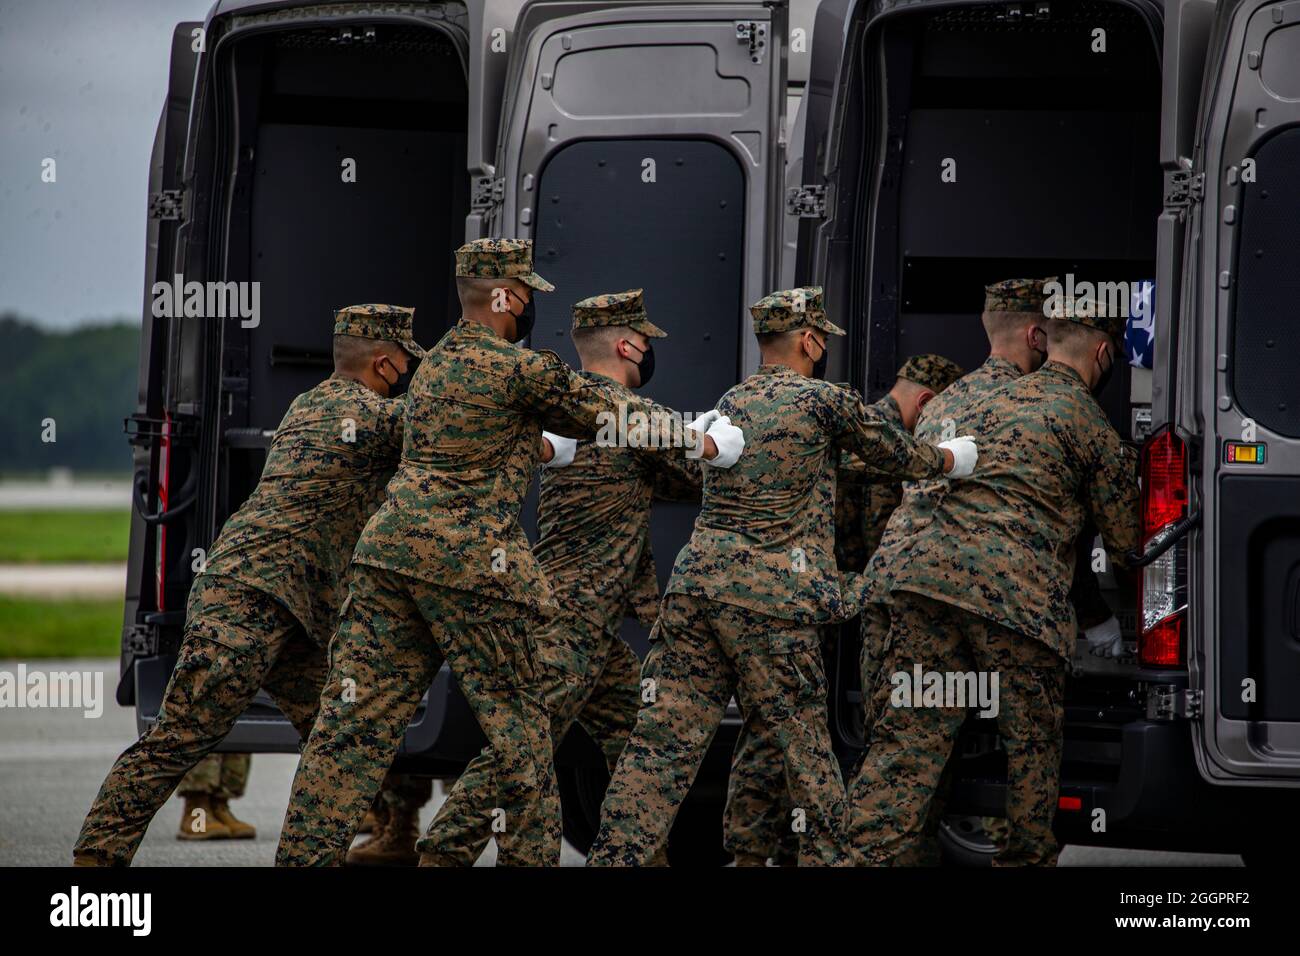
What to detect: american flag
<box><xmin>1124</xmin><ymin>280</ymin><xmax>1155</xmax><ymax>370</ymax></box>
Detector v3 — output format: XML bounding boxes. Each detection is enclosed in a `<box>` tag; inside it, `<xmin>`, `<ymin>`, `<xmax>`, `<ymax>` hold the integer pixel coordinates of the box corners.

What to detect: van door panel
<box><xmin>498</xmin><ymin>2</ymin><xmax>785</xmax><ymax>612</ymax></box>
<box><xmin>1191</xmin><ymin>0</ymin><xmax>1300</xmax><ymax>781</ymax></box>
<box><xmin>121</xmin><ymin>22</ymin><xmax>202</xmax><ymax>703</ymax></box>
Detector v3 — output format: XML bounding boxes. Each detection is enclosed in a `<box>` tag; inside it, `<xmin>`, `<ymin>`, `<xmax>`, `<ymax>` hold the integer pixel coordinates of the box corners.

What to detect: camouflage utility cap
<box><xmin>1049</xmin><ymin>293</ymin><xmax>1127</xmax><ymax>341</ymax></box>
<box><xmin>897</xmin><ymin>354</ymin><xmax>964</xmax><ymax>393</ymax></box>
<box><xmin>750</xmin><ymin>287</ymin><xmax>846</xmax><ymax>336</ymax></box>
<box><xmin>333</xmin><ymin>304</ymin><xmax>425</xmax><ymax>358</ymax></box>
<box><xmin>454</xmin><ymin>238</ymin><xmax>554</xmax><ymax>292</ymax></box>
<box><xmin>983</xmin><ymin>277</ymin><xmax>1056</xmax><ymax>315</ymax></box>
<box><xmin>572</xmin><ymin>289</ymin><xmax>666</xmax><ymax>338</ymax></box>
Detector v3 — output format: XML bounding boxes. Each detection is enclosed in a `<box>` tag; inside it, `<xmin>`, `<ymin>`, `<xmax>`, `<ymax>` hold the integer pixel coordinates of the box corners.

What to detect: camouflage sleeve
<box><xmin>354</xmin><ymin>392</ymin><xmax>405</xmax><ymax>464</ymax></box>
<box><xmin>510</xmin><ymin>348</ymin><xmax>631</xmax><ymax>440</ymax></box>
<box><xmin>634</xmin><ymin>409</ymin><xmax>704</xmax><ymax>502</ymax></box>
<box><xmin>1085</xmin><ymin>424</ymin><xmax>1141</xmax><ymax>568</ymax></box>
<box><xmin>823</xmin><ymin>385</ymin><xmax>946</xmax><ymax>481</ymax></box>
<box><xmin>647</xmin><ymin>454</ymin><xmax>703</xmax><ymax>502</ymax></box>
<box><xmin>379</xmin><ymin>395</ymin><xmax>405</xmax><ymax>461</ymax></box>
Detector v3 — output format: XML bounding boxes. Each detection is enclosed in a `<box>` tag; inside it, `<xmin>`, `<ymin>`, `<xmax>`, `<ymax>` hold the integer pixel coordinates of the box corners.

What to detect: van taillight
<box><xmin>1138</xmin><ymin>427</ymin><xmax>1188</xmax><ymax>667</ymax></box>
<box><xmin>155</xmin><ymin>416</ymin><xmax>171</xmax><ymax>611</ymax></box>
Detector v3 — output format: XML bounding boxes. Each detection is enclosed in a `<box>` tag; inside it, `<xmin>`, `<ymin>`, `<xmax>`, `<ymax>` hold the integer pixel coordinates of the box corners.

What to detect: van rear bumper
<box><xmin>952</xmin><ymin>716</ymin><xmax>1297</xmax><ymax>855</ymax></box>
<box><xmin>134</xmin><ymin>658</ymin><xmax>486</xmax><ymax>774</ymax></box>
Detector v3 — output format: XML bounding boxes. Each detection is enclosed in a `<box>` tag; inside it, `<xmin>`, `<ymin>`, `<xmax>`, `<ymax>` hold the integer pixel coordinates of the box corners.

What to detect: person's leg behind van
<box><xmin>74</xmin><ymin>576</ymin><xmax>302</xmax><ymax>865</ymax></box>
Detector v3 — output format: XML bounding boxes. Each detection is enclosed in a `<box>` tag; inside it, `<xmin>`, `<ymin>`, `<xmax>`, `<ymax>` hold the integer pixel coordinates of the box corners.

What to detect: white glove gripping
<box><xmin>541</xmin><ymin>431</ymin><xmax>577</xmax><ymax>469</ymax></box>
<box><xmin>687</xmin><ymin>409</ymin><xmax>722</xmax><ymax>435</ymax></box>
<box><xmin>703</xmin><ymin>416</ymin><xmax>745</xmax><ymax>469</ymax></box>
<box><xmin>938</xmin><ymin>435</ymin><xmax>978</xmax><ymax>479</ymax></box>
<box><xmin>1085</xmin><ymin>616</ymin><xmax>1124</xmax><ymax>659</ymax></box>
<box><xmin>685</xmin><ymin>409</ymin><xmax>721</xmax><ymax>459</ymax></box>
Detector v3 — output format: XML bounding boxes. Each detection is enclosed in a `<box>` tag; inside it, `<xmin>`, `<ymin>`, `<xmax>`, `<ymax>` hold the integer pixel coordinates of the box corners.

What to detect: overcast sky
<box><xmin>0</xmin><ymin>0</ymin><xmax>214</xmax><ymax>329</ymax></box>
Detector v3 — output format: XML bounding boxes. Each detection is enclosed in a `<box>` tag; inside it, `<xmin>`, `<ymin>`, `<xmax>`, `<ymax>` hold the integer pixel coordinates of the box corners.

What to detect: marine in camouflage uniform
<box><xmin>276</xmin><ymin>244</ymin><xmax>714</xmax><ymax>867</ymax></box>
<box><xmin>588</xmin><ymin>288</ymin><xmax>960</xmax><ymax>867</ymax></box>
<box><xmin>847</xmin><ymin>285</ymin><xmax>1140</xmax><ymax>866</ymax></box>
<box><xmin>177</xmin><ymin>753</ymin><xmax>255</xmax><ymax>840</ymax></box>
<box><xmin>73</xmin><ymin>305</ymin><xmax>418</xmax><ymax>865</ymax></box>
<box><xmin>418</xmin><ymin>289</ymin><xmax>702</xmax><ymax>866</ymax></box>
<box><xmin>725</xmin><ymin>353</ymin><xmax>964</xmax><ymax>866</ymax></box>
<box><xmin>852</xmin><ymin>282</ymin><xmax>1046</xmax><ymax>864</ymax></box>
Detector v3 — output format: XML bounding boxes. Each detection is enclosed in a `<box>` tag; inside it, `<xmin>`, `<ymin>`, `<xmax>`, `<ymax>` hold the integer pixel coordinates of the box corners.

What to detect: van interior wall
<box><xmin>216</xmin><ymin>25</ymin><xmax>468</xmax><ymax>510</ymax></box>
<box><xmin>872</xmin><ymin>3</ymin><xmax>1161</xmax><ymax>441</ymax></box>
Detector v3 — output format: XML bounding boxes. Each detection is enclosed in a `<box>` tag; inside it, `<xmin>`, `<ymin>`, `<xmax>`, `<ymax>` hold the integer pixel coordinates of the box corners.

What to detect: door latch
<box><xmin>123</xmin><ymin>624</ymin><xmax>158</xmax><ymax>657</ymax></box>
<box><xmin>785</xmin><ymin>184</ymin><xmax>828</xmax><ymax>219</ymax></box>
<box><xmin>735</xmin><ymin>21</ymin><xmax>768</xmax><ymax>64</ymax></box>
<box><xmin>1163</xmin><ymin>168</ymin><xmax>1204</xmax><ymax>212</ymax></box>
<box><xmin>148</xmin><ymin>189</ymin><xmax>187</xmax><ymax>222</ymax></box>
<box><xmin>471</xmin><ymin>175</ymin><xmax>505</xmax><ymax>213</ymax></box>
<box><xmin>1146</xmin><ymin>686</ymin><xmax>1203</xmax><ymax>720</ymax></box>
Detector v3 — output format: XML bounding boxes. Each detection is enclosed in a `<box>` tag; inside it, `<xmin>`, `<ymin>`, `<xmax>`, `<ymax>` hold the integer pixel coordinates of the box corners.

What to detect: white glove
<box><xmin>938</xmin><ymin>436</ymin><xmax>978</xmax><ymax>478</ymax></box>
<box><xmin>687</xmin><ymin>409</ymin><xmax>722</xmax><ymax>434</ymax></box>
<box><xmin>541</xmin><ymin>431</ymin><xmax>576</xmax><ymax>469</ymax></box>
<box><xmin>1085</xmin><ymin>616</ymin><xmax>1124</xmax><ymax>658</ymax></box>
<box><xmin>685</xmin><ymin>409</ymin><xmax>721</xmax><ymax>459</ymax></box>
<box><xmin>703</xmin><ymin>416</ymin><xmax>745</xmax><ymax>468</ymax></box>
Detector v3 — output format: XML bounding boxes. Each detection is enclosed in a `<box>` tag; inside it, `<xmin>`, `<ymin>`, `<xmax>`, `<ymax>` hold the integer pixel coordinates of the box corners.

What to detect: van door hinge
<box><xmin>471</xmin><ymin>175</ymin><xmax>504</xmax><ymax>213</ymax></box>
<box><xmin>123</xmin><ymin>624</ymin><xmax>158</xmax><ymax>656</ymax></box>
<box><xmin>148</xmin><ymin>188</ymin><xmax>187</xmax><ymax>222</ymax></box>
<box><xmin>1147</xmin><ymin>686</ymin><xmax>1203</xmax><ymax>720</ymax></box>
<box><xmin>1163</xmin><ymin>169</ymin><xmax>1204</xmax><ymax>211</ymax></box>
<box><xmin>786</xmin><ymin>184</ymin><xmax>828</xmax><ymax>219</ymax></box>
<box><xmin>735</xmin><ymin>20</ymin><xmax>768</xmax><ymax>64</ymax></box>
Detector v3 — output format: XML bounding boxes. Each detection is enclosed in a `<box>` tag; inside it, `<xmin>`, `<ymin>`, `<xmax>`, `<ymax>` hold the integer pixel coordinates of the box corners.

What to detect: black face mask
<box><xmin>393</xmin><ymin>358</ymin><xmax>420</xmax><ymax>397</ymax></box>
<box><xmin>1094</xmin><ymin>347</ymin><xmax>1115</xmax><ymax>395</ymax></box>
<box><xmin>381</xmin><ymin>356</ymin><xmax>419</xmax><ymax>397</ymax></box>
<box><xmin>810</xmin><ymin>336</ymin><xmax>828</xmax><ymax>379</ymax></box>
<box><xmin>627</xmin><ymin>341</ymin><xmax>656</xmax><ymax>387</ymax></box>
<box><xmin>509</xmin><ymin>291</ymin><xmax>536</xmax><ymax>342</ymax></box>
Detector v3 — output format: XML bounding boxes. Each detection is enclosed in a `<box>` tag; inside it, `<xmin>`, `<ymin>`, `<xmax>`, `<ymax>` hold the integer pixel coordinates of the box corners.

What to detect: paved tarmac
<box><xmin>0</xmin><ymin>659</ymin><xmax>1242</xmax><ymax>868</ymax></box>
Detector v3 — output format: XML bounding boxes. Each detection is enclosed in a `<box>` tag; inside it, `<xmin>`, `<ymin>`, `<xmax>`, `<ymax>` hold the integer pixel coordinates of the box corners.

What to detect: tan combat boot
<box><xmin>357</xmin><ymin>808</ymin><xmax>377</xmax><ymax>836</ymax></box>
<box><xmin>177</xmin><ymin>794</ymin><xmax>233</xmax><ymax>840</ymax></box>
<box><xmin>347</xmin><ymin>803</ymin><xmax>419</xmax><ymax>866</ymax></box>
<box><xmin>211</xmin><ymin>798</ymin><xmax>256</xmax><ymax>839</ymax></box>
<box><xmin>357</xmin><ymin>799</ymin><xmax>389</xmax><ymax>837</ymax></box>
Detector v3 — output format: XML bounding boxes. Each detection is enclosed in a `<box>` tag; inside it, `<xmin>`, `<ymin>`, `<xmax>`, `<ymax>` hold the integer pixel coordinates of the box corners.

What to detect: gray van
<box><xmin>122</xmin><ymin>0</ymin><xmax>1299</xmax><ymax>865</ymax></box>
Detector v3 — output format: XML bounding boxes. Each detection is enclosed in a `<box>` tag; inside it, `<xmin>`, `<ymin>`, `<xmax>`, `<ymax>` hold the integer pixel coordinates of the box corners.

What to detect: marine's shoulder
<box><xmin>285</xmin><ymin>376</ymin><xmax>355</xmax><ymax>414</ymax></box>
<box><xmin>437</xmin><ymin>321</ymin><xmax>516</xmax><ymax>361</ymax></box>
<box><xmin>1014</xmin><ymin>363</ymin><xmax>1096</xmax><ymax>408</ymax></box>
<box><xmin>725</xmin><ymin>369</ymin><xmax>828</xmax><ymax>412</ymax></box>
<box><xmin>514</xmin><ymin>344</ymin><xmax>574</xmax><ymax>378</ymax></box>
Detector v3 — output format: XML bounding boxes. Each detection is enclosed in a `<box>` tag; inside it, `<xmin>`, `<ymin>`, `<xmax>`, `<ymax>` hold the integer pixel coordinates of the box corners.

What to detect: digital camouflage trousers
<box><xmin>275</xmin><ymin>563</ymin><xmax>560</xmax><ymax>867</ymax></box>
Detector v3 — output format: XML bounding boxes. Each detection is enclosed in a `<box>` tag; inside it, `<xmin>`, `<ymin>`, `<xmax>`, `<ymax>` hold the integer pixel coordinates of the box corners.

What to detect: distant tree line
<box><xmin>0</xmin><ymin>314</ymin><xmax>140</xmax><ymax>476</ymax></box>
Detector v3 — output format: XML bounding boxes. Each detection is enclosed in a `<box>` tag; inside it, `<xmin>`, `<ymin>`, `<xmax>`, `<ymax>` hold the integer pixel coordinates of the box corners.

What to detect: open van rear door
<box><xmin>1182</xmin><ymin>0</ymin><xmax>1300</xmax><ymax>784</ymax></box>
<box><xmin>485</xmin><ymin>0</ymin><xmax>787</xmax><ymax>609</ymax></box>
<box><xmin>118</xmin><ymin>22</ymin><xmax>201</xmax><ymax>705</ymax></box>
<box><xmin>483</xmin><ymin>0</ymin><xmax>787</xmax><ymax>397</ymax></box>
